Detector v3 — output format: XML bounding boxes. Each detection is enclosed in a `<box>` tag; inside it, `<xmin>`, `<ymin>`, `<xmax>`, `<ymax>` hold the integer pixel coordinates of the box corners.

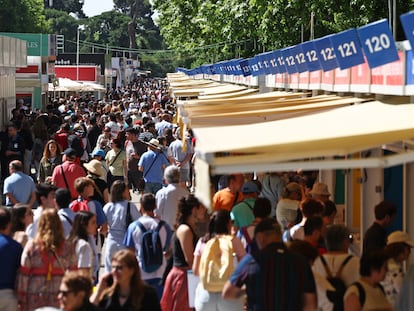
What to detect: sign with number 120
<box><xmin>357</xmin><ymin>19</ymin><xmax>399</xmax><ymax>68</ymax></box>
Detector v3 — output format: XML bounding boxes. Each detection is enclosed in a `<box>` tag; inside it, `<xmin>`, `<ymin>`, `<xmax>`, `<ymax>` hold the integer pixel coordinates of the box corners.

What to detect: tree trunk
<box><xmin>128</xmin><ymin>20</ymin><xmax>137</xmax><ymax>59</ymax></box>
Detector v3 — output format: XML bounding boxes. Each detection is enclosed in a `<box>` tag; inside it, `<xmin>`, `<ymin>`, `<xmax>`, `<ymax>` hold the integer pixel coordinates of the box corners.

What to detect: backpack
<box><xmin>353</xmin><ymin>281</ymin><xmax>385</xmax><ymax>308</ymax></box>
<box><xmin>199</xmin><ymin>235</ymin><xmax>235</xmax><ymax>292</ymax></box>
<box><xmin>240</xmin><ymin>226</ymin><xmax>258</xmax><ymax>254</ymax></box>
<box><xmin>70</xmin><ymin>199</ymin><xmax>90</xmax><ymax>212</ymax></box>
<box><xmin>320</xmin><ymin>255</ymin><xmax>353</xmax><ymax>311</ymax></box>
<box><xmin>136</xmin><ymin>220</ymin><xmax>167</xmax><ymax>273</ymax></box>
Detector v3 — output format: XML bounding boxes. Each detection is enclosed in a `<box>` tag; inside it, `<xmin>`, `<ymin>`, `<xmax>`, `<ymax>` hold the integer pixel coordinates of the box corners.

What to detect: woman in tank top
<box><xmin>161</xmin><ymin>194</ymin><xmax>206</xmax><ymax>311</ymax></box>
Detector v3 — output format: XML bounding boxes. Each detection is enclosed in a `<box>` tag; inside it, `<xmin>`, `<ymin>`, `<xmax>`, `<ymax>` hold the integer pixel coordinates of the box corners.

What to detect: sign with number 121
<box><xmin>357</xmin><ymin>19</ymin><xmax>399</xmax><ymax>68</ymax></box>
<box><xmin>330</xmin><ymin>28</ymin><xmax>364</xmax><ymax>70</ymax></box>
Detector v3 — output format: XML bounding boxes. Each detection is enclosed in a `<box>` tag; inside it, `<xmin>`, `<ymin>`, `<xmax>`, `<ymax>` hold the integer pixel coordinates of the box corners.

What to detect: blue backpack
<box><xmin>136</xmin><ymin>220</ymin><xmax>169</xmax><ymax>273</ymax></box>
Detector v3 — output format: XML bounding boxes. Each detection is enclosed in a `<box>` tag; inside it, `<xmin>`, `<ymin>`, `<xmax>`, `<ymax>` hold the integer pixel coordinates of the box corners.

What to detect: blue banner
<box><xmin>281</xmin><ymin>47</ymin><xmax>299</xmax><ymax>74</ymax></box>
<box><xmin>300</xmin><ymin>41</ymin><xmax>321</xmax><ymax>72</ymax></box>
<box><xmin>314</xmin><ymin>35</ymin><xmax>339</xmax><ymax>71</ymax></box>
<box><xmin>400</xmin><ymin>11</ymin><xmax>414</xmax><ymax>54</ymax></box>
<box><xmin>330</xmin><ymin>28</ymin><xmax>365</xmax><ymax>70</ymax></box>
<box><xmin>357</xmin><ymin>19</ymin><xmax>399</xmax><ymax>68</ymax></box>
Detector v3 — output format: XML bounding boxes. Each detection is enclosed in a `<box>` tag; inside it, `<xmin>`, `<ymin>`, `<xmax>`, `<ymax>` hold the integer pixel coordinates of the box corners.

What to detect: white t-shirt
<box><xmin>313</xmin><ymin>253</ymin><xmax>360</xmax><ymax>287</ymax></box>
<box><xmin>344</xmin><ymin>279</ymin><xmax>393</xmax><ymax>311</ymax></box>
<box><xmin>75</xmin><ymin>239</ymin><xmax>93</xmax><ymax>272</ymax></box>
<box><xmin>127</xmin><ymin>216</ymin><xmax>172</xmax><ymax>280</ymax></box>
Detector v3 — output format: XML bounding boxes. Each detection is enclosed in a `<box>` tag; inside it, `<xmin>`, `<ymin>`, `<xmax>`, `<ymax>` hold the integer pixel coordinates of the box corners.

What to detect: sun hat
<box><xmin>147</xmin><ymin>138</ymin><xmax>160</xmax><ymax>149</ymax></box>
<box><xmin>309</xmin><ymin>182</ymin><xmax>331</xmax><ymax>196</ymax></box>
<box><xmin>83</xmin><ymin>159</ymin><xmax>103</xmax><ymax>177</ymax></box>
<box><xmin>387</xmin><ymin>231</ymin><xmax>414</xmax><ymax>247</ymax></box>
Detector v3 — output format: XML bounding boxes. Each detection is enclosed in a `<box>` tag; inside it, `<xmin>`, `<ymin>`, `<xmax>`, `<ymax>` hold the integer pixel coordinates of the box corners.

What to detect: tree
<box><xmin>0</xmin><ymin>0</ymin><xmax>50</xmax><ymax>33</ymax></box>
<box><xmin>80</xmin><ymin>11</ymin><xmax>131</xmax><ymax>55</ymax></box>
<box><xmin>45</xmin><ymin>9</ymin><xmax>79</xmax><ymax>52</ymax></box>
<box><xmin>43</xmin><ymin>0</ymin><xmax>85</xmax><ymax>18</ymax></box>
<box><xmin>153</xmin><ymin>0</ymin><xmax>414</xmax><ymax>68</ymax></box>
<box><xmin>114</xmin><ymin>0</ymin><xmax>163</xmax><ymax>59</ymax></box>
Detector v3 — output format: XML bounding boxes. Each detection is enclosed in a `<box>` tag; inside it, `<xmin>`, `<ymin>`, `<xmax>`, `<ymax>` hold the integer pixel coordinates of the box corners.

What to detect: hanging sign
<box><xmin>300</xmin><ymin>41</ymin><xmax>322</xmax><ymax>72</ymax></box>
<box><xmin>314</xmin><ymin>35</ymin><xmax>339</xmax><ymax>71</ymax></box>
<box><xmin>281</xmin><ymin>47</ymin><xmax>298</xmax><ymax>74</ymax></box>
<box><xmin>329</xmin><ymin>28</ymin><xmax>365</xmax><ymax>69</ymax></box>
<box><xmin>357</xmin><ymin>19</ymin><xmax>399</xmax><ymax>68</ymax></box>
<box><xmin>400</xmin><ymin>11</ymin><xmax>414</xmax><ymax>52</ymax></box>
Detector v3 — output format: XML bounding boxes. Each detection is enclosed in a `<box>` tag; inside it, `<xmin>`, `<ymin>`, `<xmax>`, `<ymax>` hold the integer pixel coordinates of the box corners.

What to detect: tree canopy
<box><xmin>0</xmin><ymin>0</ymin><xmax>50</xmax><ymax>33</ymax></box>
<box><xmin>153</xmin><ymin>0</ymin><xmax>414</xmax><ymax>68</ymax></box>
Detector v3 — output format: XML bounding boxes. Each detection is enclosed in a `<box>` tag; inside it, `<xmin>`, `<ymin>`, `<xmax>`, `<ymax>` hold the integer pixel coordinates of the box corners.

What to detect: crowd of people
<box><xmin>1</xmin><ymin>76</ymin><xmax>414</xmax><ymax>311</ymax></box>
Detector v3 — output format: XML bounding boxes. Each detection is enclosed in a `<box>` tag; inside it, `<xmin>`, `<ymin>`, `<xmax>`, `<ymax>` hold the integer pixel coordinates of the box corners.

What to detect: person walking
<box><xmin>103</xmin><ymin>180</ymin><xmax>140</xmax><ymax>272</ymax></box>
<box><xmin>17</xmin><ymin>209</ymin><xmax>77</xmax><ymax>310</ymax></box>
<box><xmin>222</xmin><ymin>218</ymin><xmax>317</xmax><ymax>311</ymax></box>
<box><xmin>91</xmin><ymin>249</ymin><xmax>161</xmax><ymax>311</ymax></box>
<box><xmin>0</xmin><ymin>207</ymin><xmax>23</xmax><ymax>311</ymax></box>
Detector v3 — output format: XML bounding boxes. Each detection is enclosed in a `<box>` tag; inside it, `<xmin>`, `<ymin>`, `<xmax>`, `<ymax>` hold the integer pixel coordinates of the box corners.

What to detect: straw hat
<box><xmin>309</xmin><ymin>182</ymin><xmax>331</xmax><ymax>196</ymax></box>
<box><xmin>83</xmin><ymin>159</ymin><xmax>103</xmax><ymax>177</ymax></box>
<box><xmin>147</xmin><ymin>138</ymin><xmax>161</xmax><ymax>149</ymax></box>
<box><xmin>387</xmin><ymin>231</ymin><xmax>414</xmax><ymax>247</ymax></box>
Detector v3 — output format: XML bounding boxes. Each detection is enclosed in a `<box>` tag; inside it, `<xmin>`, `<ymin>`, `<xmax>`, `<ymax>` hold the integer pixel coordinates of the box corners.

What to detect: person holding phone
<box><xmin>58</xmin><ymin>271</ymin><xmax>100</xmax><ymax>311</ymax></box>
<box><xmin>91</xmin><ymin>249</ymin><xmax>161</xmax><ymax>311</ymax></box>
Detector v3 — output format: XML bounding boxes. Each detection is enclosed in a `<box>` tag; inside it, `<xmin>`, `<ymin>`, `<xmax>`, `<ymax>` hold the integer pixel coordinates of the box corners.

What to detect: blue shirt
<box><xmin>58</xmin><ymin>208</ymin><xmax>77</xmax><ymax>238</ymax></box>
<box><xmin>138</xmin><ymin>150</ymin><xmax>170</xmax><ymax>183</ymax></box>
<box><xmin>0</xmin><ymin>234</ymin><xmax>23</xmax><ymax>289</ymax></box>
<box><xmin>3</xmin><ymin>172</ymin><xmax>35</xmax><ymax>206</ymax></box>
<box><xmin>104</xmin><ymin>201</ymin><xmax>141</xmax><ymax>243</ymax></box>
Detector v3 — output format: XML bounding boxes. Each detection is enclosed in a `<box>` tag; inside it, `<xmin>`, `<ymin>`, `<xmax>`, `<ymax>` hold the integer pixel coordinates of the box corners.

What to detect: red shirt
<box><xmin>51</xmin><ymin>161</ymin><xmax>86</xmax><ymax>199</ymax></box>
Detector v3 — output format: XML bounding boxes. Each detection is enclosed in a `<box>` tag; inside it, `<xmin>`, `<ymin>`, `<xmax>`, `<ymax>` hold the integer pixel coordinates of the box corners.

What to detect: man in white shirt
<box><xmin>155</xmin><ymin>165</ymin><xmax>189</xmax><ymax>229</ymax></box>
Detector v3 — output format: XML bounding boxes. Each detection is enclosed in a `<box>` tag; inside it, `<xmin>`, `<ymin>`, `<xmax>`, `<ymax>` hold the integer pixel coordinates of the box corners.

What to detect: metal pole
<box><xmin>393</xmin><ymin>0</ymin><xmax>396</xmax><ymax>40</ymax></box>
<box><xmin>76</xmin><ymin>26</ymin><xmax>80</xmax><ymax>81</ymax></box>
<box><xmin>310</xmin><ymin>12</ymin><xmax>314</xmax><ymax>40</ymax></box>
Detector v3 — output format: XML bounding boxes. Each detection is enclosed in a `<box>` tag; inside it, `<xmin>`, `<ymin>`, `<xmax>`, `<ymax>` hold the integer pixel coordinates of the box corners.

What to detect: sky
<box><xmin>83</xmin><ymin>0</ymin><xmax>114</xmax><ymax>17</ymax></box>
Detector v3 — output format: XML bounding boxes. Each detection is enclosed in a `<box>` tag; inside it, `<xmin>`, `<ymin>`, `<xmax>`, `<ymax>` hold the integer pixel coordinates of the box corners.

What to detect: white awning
<box><xmin>194</xmin><ymin>101</ymin><xmax>414</xmax><ymax>173</ymax></box>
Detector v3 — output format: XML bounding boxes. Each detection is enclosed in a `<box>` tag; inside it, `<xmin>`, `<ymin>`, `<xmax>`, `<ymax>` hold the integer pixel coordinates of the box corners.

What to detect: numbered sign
<box><xmin>314</xmin><ymin>35</ymin><xmax>339</xmax><ymax>71</ymax></box>
<box><xmin>256</xmin><ymin>52</ymin><xmax>270</xmax><ymax>75</ymax></box>
<box><xmin>274</xmin><ymin>49</ymin><xmax>287</xmax><ymax>73</ymax></box>
<box><xmin>232</xmin><ymin>59</ymin><xmax>244</xmax><ymax>76</ymax></box>
<box><xmin>330</xmin><ymin>28</ymin><xmax>364</xmax><ymax>70</ymax></box>
<box><xmin>357</xmin><ymin>19</ymin><xmax>399</xmax><ymax>68</ymax></box>
<box><xmin>281</xmin><ymin>47</ymin><xmax>299</xmax><ymax>74</ymax></box>
<box><xmin>252</xmin><ymin>55</ymin><xmax>264</xmax><ymax>75</ymax></box>
<box><xmin>261</xmin><ymin>51</ymin><xmax>277</xmax><ymax>74</ymax></box>
<box><xmin>400</xmin><ymin>11</ymin><xmax>414</xmax><ymax>52</ymax></box>
<box><xmin>239</xmin><ymin>59</ymin><xmax>252</xmax><ymax>76</ymax></box>
<box><xmin>290</xmin><ymin>44</ymin><xmax>308</xmax><ymax>73</ymax></box>
<box><xmin>300</xmin><ymin>41</ymin><xmax>321</xmax><ymax>72</ymax></box>
<box><xmin>266</xmin><ymin>51</ymin><xmax>280</xmax><ymax>74</ymax></box>
<box><xmin>248</xmin><ymin>58</ymin><xmax>261</xmax><ymax>76</ymax></box>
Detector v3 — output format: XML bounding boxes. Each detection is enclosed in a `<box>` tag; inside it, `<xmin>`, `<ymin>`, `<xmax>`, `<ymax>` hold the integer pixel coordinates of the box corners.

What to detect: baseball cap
<box><xmin>241</xmin><ymin>181</ymin><xmax>259</xmax><ymax>194</ymax></box>
<box><xmin>62</xmin><ymin>148</ymin><xmax>77</xmax><ymax>157</ymax></box>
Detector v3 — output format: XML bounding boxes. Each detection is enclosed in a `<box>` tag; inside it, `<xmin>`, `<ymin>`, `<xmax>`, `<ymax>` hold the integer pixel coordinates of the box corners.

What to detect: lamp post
<box><xmin>76</xmin><ymin>25</ymin><xmax>85</xmax><ymax>81</ymax></box>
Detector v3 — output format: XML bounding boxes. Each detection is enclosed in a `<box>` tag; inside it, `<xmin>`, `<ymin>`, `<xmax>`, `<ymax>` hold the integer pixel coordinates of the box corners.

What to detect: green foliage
<box><xmin>45</xmin><ymin>9</ymin><xmax>78</xmax><ymax>51</ymax></box>
<box><xmin>81</xmin><ymin>11</ymin><xmax>131</xmax><ymax>54</ymax></box>
<box><xmin>44</xmin><ymin>0</ymin><xmax>85</xmax><ymax>17</ymax></box>
<box><xmin>0</xmin><ymin>0</ymin><xmax>50</xmax><ymax>33</ymax></box>
<box><xmin>154</xmin><ymin>0</ymin><xmax>414</xmax><ymax>68</ymax></box>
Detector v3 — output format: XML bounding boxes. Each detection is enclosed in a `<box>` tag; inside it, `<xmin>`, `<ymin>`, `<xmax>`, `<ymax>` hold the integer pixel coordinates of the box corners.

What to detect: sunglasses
<box><xmin>112</xmin><ymin>265</ymin><xmax>124</xmax><ymax>271</ymax></box>
<box><xmin>58</xmin><ymin>289</ymin><xmax>73</xmax><ymax>297</ymax></box>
